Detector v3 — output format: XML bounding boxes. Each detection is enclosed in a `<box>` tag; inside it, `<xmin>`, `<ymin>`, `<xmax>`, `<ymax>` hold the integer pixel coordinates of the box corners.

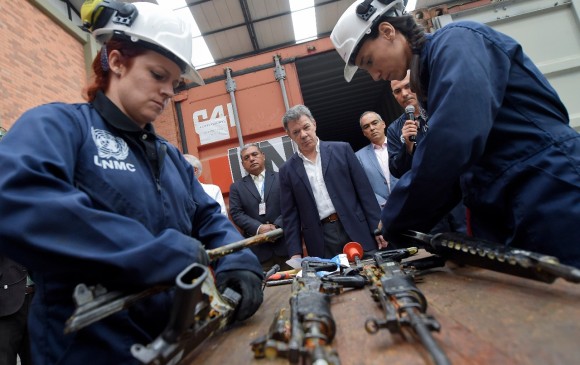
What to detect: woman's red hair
<box><xmin>83</xmin><ymin>38</ymin><xmax>147</xmax><ymax>102</ymax></box>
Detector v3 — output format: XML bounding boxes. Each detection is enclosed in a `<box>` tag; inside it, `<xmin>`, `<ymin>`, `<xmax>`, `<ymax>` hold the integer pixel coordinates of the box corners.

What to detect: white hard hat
<box><xmin>81</xmin><ymin>0</ymin><xmax>204</xmax><ymax>85</ymax></box>
<box><xmin>330</xmin><ymin>0</ymin><xmax>406</xmax><ymax>82</ymax></box>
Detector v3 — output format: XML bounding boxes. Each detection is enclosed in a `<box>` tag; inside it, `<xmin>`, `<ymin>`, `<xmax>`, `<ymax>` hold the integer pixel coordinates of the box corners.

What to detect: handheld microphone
<box><xmin>404</xmin><ymin>105</ymin><xmax>416</xmax><ymax>142</ymax></box>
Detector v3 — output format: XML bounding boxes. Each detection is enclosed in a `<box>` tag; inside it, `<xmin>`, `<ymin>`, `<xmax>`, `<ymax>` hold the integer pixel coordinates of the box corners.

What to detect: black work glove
<box><xmin>191</xmin><ymin>238</ymin><xmax>210</xmax><ymax>267</ymax></box>
<box><xmin>216</xmin><ymin>270</ymin><xmax>263</xmax><ymax>321</ymax></box>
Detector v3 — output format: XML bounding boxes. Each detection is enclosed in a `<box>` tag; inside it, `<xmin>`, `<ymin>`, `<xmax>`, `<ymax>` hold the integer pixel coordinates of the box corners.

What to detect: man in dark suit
<box><xmin>279</xmin><ymin>104</ymin><xmax>387</xmax><ymax>260</ymax></box>
<box><xmin>356</xmin><ymin>111</ymin><xmax>398</xmax><ymax>209</ymax></box>
<box><xmin>0</xmin><ymin>256</ymin><xmax>33</xmax><ymax>365</ymax></box>
<box><xmin>229</xmin><ymin>143</ymin><xmax>289</xmax><ymax>271</ymax></box>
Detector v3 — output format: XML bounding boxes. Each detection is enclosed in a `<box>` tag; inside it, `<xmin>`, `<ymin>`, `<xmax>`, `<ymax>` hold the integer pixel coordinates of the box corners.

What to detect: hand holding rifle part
<box><xmin>65</xmin><ymin>228</ymin><xmax>283</xmax><ymax>364</ymax></box>
<box><xmin>65</xmin><ymin>228</ymin><xmax>282</xmax><ymax>332</ymax></box>
<box><xmin>134</xmin><ymin>225</ymin><xmax>284</xmax><ymax>364</ymax></box>
<box><xmin>131</xmin><ymin>263</ymin><xmax>240</xmax><ymax>365</ymax></box>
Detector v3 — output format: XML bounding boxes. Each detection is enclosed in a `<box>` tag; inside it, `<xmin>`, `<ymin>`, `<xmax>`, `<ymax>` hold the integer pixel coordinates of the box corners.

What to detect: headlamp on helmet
<box><xmin>80</xmin><ymin>0</ymin><xmax>138</xmax><ymax>33</ymax></box>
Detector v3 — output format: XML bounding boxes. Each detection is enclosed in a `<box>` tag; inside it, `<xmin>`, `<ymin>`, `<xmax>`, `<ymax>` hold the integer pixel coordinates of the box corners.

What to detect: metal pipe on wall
<box><xmin>274</xmin><ymin>55</ymin><xmax>297</xmax><ymax>152</ymax></box>
<box><xmin>274</xmin><ymin>55</ymin><xmax>290</xmax><ymax>111</ymax></box>
<box><xmin>225</xmin><ymin>67</ymin><xmax>244</xmax><ymax>148</ymax></box>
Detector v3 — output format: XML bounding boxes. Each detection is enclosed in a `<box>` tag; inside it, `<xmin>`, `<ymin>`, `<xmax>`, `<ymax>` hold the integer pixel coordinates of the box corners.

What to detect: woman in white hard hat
<box><xmin>331</xmin><ymin>0</ymin><xmax>580</xmax><ymax>267</ymax></box>
<box><xmin>0</xmin><ymin>1</ymin><xmax>263</xmax><ymax>364</ymax></box>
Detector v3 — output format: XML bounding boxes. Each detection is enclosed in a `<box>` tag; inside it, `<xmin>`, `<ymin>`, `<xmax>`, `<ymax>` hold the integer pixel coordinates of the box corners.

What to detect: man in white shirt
<box><xmin>279</xmin><ymin>104</ymin><xmax>387</xmax><ymax>260</ymax></box>
<box><xmin>356</xmin><ymin>111</ymin><xmax>398</xmax><ymax>208</ymax></box>
<box><xmin>229</xmin><ymin>144</ymin><xmax>289</xmax><ymax>270</ymax></box>
<box><xmin>183</xmin><ymin>154</ymin><xmax>227</xmax><ymax>216</ymax></box>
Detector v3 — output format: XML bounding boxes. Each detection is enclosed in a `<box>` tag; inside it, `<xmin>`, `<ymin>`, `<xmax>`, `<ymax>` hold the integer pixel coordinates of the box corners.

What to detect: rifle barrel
<box><xmin>405</xmin><ymin>307</ymin><xmax>450</xmax><ymax>365</ymax></box>
<box><xmin>207</xmin><ymin>228</ymin><xmax>283</xmax><ymax>261</ymax></box>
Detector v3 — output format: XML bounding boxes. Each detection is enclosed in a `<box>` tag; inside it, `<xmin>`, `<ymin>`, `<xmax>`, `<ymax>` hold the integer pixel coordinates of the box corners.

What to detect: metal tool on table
<box><xmin>262</xmin><ymin>264</ymin><xmax>281</xmax><ymax>290</ymax></box>
<box><xmin>263</xmin><ymin>268</ymin><xmax>301</xmax><ymax>287</ymax></box>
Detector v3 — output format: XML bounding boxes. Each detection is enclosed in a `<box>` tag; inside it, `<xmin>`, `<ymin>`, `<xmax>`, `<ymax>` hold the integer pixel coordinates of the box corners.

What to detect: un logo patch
<box><xmin>91</xmin><ymin>127</ymin><xmax>129</xmax><ymax>160</ymax></box>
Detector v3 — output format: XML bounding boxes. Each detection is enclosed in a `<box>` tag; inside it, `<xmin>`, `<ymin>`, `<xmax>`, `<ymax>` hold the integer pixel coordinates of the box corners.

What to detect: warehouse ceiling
<box><xmin>68</xmin><ymin>0</ymin><xmax>354</xmax><ymax>65</ymax></box>
<box><xmin>66</xmin><ymin>0</ymin><xmax>404</xmax><ymax>148</ymax></box>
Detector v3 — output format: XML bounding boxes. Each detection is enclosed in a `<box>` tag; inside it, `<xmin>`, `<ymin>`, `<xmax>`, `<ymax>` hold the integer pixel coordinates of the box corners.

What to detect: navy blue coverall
<box><xmin>0</xmin><ymin>92</ymin><xmax>263</xmax><ymax>364</ymax></box>
<box><xmin>386</xmin><ymin>112</ymin><xmax>467</xmax><ymax>235</ymax></box>
<box><xmin>381</xmin><ymin>21</ymin><xmax>580</xmax><ymax>267</ymax></box>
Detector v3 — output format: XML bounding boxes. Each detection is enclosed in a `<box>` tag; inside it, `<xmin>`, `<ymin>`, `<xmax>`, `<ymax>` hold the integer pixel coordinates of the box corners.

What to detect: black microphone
<box><xmin>405</xmin><ymin>105</ymin><xmax>416</xmax><ymax>142</ymax></box>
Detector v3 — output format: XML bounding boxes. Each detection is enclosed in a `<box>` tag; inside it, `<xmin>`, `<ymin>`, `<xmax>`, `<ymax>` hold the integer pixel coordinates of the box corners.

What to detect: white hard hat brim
<box><xmin>183</xmin><ymin>65</ymin><xmax>205</xmax><ymax>86</ymax></box>
<box><xmin>344</xmin><ymin>64</ymin><xmax>358</xmax><ymax>83</ymax></box>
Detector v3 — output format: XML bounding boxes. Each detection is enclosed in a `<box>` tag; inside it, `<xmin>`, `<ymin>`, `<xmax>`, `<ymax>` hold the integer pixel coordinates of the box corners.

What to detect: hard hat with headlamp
<box><xmin>80</xmin><ymin>0</ymin><xmax>204</xmax><ymax>85</ymax></box>
<box><xmin>331</xmin><ymin>0</ymin><xmax>406</xmax><ymax>82</ymax></box>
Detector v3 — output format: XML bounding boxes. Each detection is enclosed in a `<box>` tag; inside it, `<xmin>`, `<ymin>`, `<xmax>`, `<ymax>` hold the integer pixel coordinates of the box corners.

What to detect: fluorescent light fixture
<box><xmin>289</xmin><ymin>0</ymin><xmax>317</xmax><ymax>43</ymax></box>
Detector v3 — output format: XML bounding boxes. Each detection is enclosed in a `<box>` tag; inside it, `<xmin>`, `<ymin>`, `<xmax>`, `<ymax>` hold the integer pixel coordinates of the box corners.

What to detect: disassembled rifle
<box><xmin>333</xmin><ymin>242</ymin><xmax>450</xmax><ymax>365</ymax></box>
<box><xmin>362</xmin><ymin>247</ymin><xmax>450</xmax><ymax>365</ymax></box>
<box><xmin>64</xmin><ymin>228</ymin><xmax>283</xmax><ymax>365</ymax></box>
<box><xmin>251</xmin><ymin>259</ymin><xmax>360</xmax><ymax>365</ymax></box>
<box><xmin>65</xmin><ymin>228</ymin><xmax>283</xmax><ymax>333</ymax></box>
<box><xmin>131</xmin><ymin>263</ymin><xmax>240</xmax><ymax>365</ymax></box>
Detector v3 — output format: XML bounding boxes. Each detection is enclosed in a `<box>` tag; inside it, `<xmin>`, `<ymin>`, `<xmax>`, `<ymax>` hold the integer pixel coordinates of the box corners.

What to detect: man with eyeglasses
<box><xmin>356</xmin><ymin>111</ymin><xmax>398</xmax><ymax>209</ymax></box>
<box><xmin>229</xmin><ymin>143</ymin><xmax>289</xmax><ymax>271</ymax></box>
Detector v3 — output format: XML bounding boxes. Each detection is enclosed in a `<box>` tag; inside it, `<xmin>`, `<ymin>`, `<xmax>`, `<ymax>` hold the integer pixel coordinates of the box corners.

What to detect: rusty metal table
<box><xmin>185</xmin><ymin>258</ymin><xmax>580</xmax><ymax>365</ymax></box>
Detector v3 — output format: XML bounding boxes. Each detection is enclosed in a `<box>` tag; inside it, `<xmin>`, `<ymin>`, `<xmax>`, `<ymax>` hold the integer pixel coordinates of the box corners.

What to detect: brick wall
<box><xmin>0</xmin><ymin>0</ymin><xmax>86</xmax><ymax>129</ymax></box>
<box><xmin>0</xmin><ymin>0</ymin><xmax>183</xmax><ymax>151</ymax></box>
<box><xmin>155</xmin><ymin>101</ymin><xmax>183</xmax><ymax>151</ymax></box>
